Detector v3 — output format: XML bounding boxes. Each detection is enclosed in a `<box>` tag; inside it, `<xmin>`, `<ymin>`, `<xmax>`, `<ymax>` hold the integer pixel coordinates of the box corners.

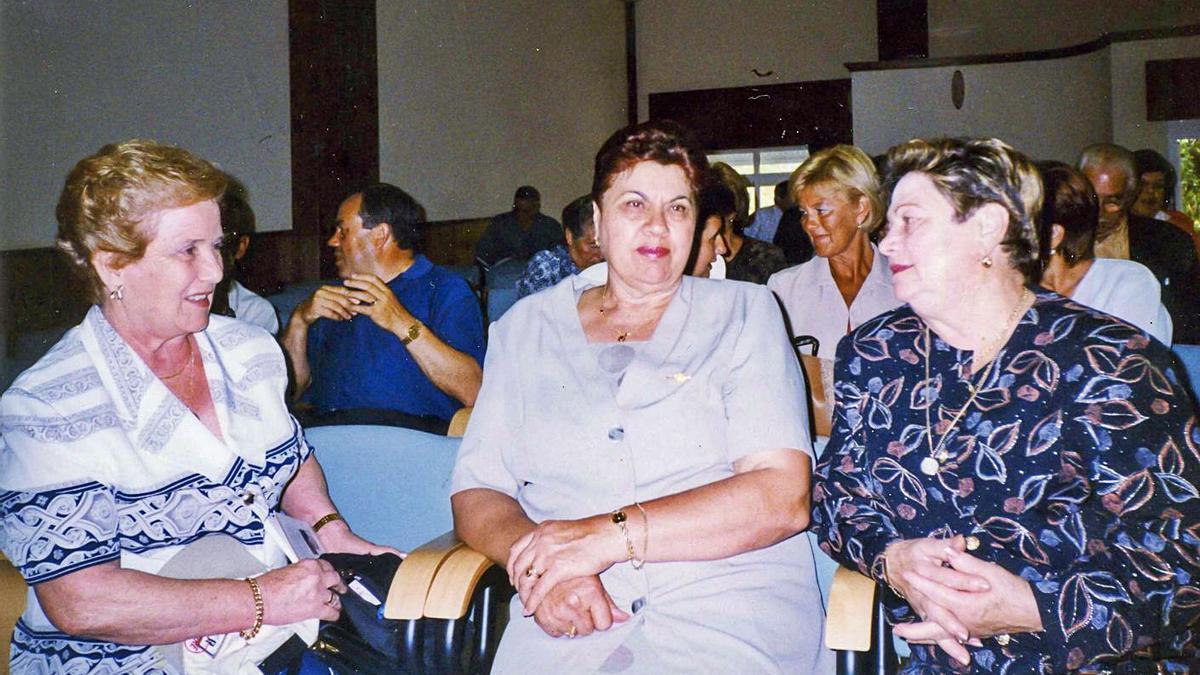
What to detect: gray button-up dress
<box><xmin>452</xmin><ymin>274</ymin><xmax>833</xmax><ymax>673</ymax></box>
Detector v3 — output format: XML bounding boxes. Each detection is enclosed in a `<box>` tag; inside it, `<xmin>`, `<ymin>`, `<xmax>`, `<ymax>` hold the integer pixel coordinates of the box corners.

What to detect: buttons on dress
<box><xmin>608</xmin><ymin>427</ymin><xmax>625</xmax><ymax>441</ymax></box>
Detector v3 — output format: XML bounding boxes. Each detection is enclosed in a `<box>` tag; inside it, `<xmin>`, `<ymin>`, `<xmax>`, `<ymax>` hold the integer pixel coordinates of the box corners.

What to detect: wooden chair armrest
<box><xmin>447</xmin><ymin>407</ymin><xmax>472</xmax><ymax>437</ymax></box>
<box><xmin>825</xmin><ymin>566</ymin><xmax>879</xmax><ymax>652</ymax></box>
<box><xmin>423</xmin><ymin>542</ymin><xmax>502</xmax><ymax>620</ymax></box>
<box><xmin>383</xmin><ymin>530</ymin><xmax>465</xmax><ymax>620</ymax></box>
<box><xmin>2</xmin><ymin>552</ymin><xmax>28</xmax><ymax>674</ymax></box>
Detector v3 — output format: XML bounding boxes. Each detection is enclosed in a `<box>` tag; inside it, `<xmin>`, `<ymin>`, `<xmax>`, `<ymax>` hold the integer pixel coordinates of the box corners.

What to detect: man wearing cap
<box><xmin>475</xmin><ymin>185</ymin><xmax>565</xmax><ymax>265</ymax></box>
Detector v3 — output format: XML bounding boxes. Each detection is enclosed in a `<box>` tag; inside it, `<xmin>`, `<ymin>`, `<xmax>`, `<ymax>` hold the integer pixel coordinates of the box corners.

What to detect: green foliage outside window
<box><xmin>1180</xmin><ymin>138</ymin><xmax>1200</xmax><ymax>227</ymax></box>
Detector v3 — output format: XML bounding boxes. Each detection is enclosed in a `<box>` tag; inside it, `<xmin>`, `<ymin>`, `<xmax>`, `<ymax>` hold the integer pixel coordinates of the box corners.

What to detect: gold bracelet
<box><xmin>878</xmin><ymin>551</ymin><xmax>907</xmax><ymax>600</ymax></box>
<box><xmin>312</xmin><ymin>512</ymin><xmax>343</xmax><ymax>533</ymax></box>
<box><xmin>239</xmin><ymin>576</ymin><xmax>264</xmax><ymax>641</ymax></box>
<box><xmin>633</xmin><ymin>502</ymin><xmax>649</xmax><ymax>569</ymax></box>
<box><xmin>611</xmin><ymin>509</ymin><xmax>644</xmax><ymax>569</ymax></box>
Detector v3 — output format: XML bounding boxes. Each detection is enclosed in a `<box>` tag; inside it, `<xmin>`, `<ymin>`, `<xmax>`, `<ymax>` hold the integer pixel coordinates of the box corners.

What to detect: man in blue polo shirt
<box><xmin>282</xmin><ymin>183</ymin><xmax>484</xmax><ymax>422</ymax></box>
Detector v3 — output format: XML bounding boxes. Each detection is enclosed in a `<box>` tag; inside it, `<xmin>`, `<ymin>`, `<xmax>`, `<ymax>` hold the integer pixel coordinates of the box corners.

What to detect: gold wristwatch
<box><xmin>400</xmin><ymin>321</ymin><xmax>423</xmax><ymax>346</ymax></box>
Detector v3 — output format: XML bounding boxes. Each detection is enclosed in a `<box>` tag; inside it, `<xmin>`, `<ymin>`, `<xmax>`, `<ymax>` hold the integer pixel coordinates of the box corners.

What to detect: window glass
<box><xmin>1180</xmin><ymin>138</ymin><xmax>1199</xmax><ymax>225</ymax></box>
<box><xmin>709</xmin><ymin>146</ymin><xmax>808</xmax><ymax>214</ymax></box>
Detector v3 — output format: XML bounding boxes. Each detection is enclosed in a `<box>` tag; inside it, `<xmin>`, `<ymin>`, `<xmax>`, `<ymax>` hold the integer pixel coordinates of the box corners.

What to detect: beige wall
<box><xmin>1110</xmin><ymin>35</ymin><xmax>1200</xmax><ymax>157</ymax></box>
<box><xmin>376</xmin><ymin>1</ymin><xmax>626</xmax><ymax>222</ymax></box>
<box><xmin>928</xmin><ymin>1</ymin><xmax>1200</xmax><ymax>57</ymax></box>
<box><xmin>636</xmin><ymin>0</ymin><xmax>877</xmax><ymax>120</ymax></box>
<box><xmin>852</xmin><ymin>50</ymin><xmax>1111</xmax><ymax>162</ymax></box>
<box><xmin>1</xmin><ymin>0</ymin><xmax>291</xmax><ymax>250</ymax></box>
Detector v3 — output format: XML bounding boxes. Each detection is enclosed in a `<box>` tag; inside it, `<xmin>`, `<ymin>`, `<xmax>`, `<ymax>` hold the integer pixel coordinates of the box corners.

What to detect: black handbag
<box><xmin>259</xmin><ymin>552</ymin><xmax>411</xmax><ymax>674</ymax></box>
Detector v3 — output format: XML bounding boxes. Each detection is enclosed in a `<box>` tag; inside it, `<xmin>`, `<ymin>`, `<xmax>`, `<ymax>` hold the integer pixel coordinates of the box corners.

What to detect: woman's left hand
<box><xmin>317</xmin><ymin>520</ymin><xmax>406</xmax><ymax>558</ymax></box>
<box><xmin>506</xmin><ymin>517</ymin><xmax>624</xmax><ymax>614</ymax></box>
<box><xmin>901</xmin><ymin>545</ymin><xmax>1044</xmax><ymax>640</ymax></box>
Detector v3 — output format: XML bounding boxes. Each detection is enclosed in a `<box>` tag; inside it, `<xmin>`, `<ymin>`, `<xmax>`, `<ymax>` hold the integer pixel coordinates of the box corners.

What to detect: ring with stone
<box><xmin>524</xmin><ymin>567</ymin><xmax>544</xmax><ymax>578</ymax></box>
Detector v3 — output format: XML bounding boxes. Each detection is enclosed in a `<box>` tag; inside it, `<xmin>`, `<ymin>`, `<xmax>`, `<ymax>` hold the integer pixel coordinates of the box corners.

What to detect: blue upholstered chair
<box><xmin>265</xmin><ymin>279</ymin><xmax>329</xmax><ymax>334</ymax></box>
<box><xmin>1172</xmin><ymin>344</ymin><xmax>1200</xmax><ymax>405</ymax></box>
<box><xmin>305</xmin><ymin>422</ymin><xmax>511</xmax><ymax>673</ymax></box>
<box><xmin>303</xmin><ymin>424</ymin><xmax>460</xmax><ymax>551</ymax></box>
<box><xmin>482</xmin><ymin>257</ymin><xmax>526</xmax><ymax>323</ymax></box>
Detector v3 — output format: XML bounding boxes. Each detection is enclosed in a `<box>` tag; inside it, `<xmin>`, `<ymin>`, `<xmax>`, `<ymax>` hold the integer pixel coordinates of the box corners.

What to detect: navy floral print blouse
<box><xmin>811</xmin><ymin>290</ymin><xmax>1200</xmax><ymax>673</ymax></box>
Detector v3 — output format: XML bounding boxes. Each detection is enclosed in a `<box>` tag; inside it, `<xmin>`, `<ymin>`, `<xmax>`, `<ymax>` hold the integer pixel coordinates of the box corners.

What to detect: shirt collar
<box><xmin>391</xmin><ymin>254</ymin><xmax>433</xmax><ymax>283</ymax></box>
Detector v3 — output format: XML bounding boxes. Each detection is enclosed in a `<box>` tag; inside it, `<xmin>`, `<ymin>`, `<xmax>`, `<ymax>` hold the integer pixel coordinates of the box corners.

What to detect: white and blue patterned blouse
<box><xmin>0</xmin><ymin>307</ymin><xmax>311</xmax><ymax>674</ymax></box>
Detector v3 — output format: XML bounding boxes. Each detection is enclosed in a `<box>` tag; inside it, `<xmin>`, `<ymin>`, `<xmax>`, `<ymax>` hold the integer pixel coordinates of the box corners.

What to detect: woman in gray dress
<box><xmin>451</xmin><ymin>120</ymin><xmax>832</xmax><ymax>673</ymax></box>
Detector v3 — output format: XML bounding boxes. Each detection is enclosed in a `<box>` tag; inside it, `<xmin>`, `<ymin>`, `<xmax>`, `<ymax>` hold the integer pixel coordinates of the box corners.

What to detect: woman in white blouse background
<box><xmin>768</xmin><ymin>145</ymin><xmax>901</xmax><ymax>359</ymax></box>
<box><xmin>1036</xmin><ymin>161</ymin><xmax>1173</xmax><ymax>344</ymax></box>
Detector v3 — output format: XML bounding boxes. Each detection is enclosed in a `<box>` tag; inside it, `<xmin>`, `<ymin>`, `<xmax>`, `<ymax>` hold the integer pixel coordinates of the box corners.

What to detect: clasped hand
<box><xmin>506</xmin><ymin>517</ymin><xmax>629</xmax><ymax>637</ymax></box>
<box><xmin>299</xmin><ymin>274</ymin><xmax>414</xmax><ymax>336</ymax></box>
<box><xmin>886</xmin><ymin>536</ymin><xmax>1042</xmax><ymax>666</ymax></box>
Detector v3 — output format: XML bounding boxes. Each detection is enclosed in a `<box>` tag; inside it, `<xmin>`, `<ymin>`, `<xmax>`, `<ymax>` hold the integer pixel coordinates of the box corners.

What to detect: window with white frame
<box><xmin>709</xmin><ymin>146</ymin><xmax>810</xmax><ymax>213</ymax></box>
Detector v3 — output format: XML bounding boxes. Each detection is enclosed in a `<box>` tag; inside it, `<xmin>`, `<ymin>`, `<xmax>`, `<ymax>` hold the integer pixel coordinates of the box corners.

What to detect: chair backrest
<box><xmin>304</xmin><ymin>425</ymin><xmax>461</xmax><ymax>551</ymax></box>
<box><xmin>1173</xmin><ymin>344</ymin><xmax>1200</xmax><ymax>407</ymax></box>
<box><xmin>801</xmin><ymin>354</ymin><xmax>835</xmax><ymax>438</ymax></box>
<box><xmin>484</xmin><ymin>257</ymin><xmax>527</xmax><ymax>323</ymax></box>
<box><xmin>267</xmin><ymin>279</ymin><xmax>329</xmax><ymax>332</ymax></box>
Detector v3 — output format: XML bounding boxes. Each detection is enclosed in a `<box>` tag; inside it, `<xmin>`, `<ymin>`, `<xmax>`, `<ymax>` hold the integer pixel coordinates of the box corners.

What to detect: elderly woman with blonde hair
<box><xmin>811</xmin><ymin>137</ymin><xmax>1200</xmax><ymax>672</ymax></box>
<box><xmin>767</xmin><ymin>144</ymin><xmax>900</xmax><ymax>359</ymax></box>
<box><xmin>0</xmin><ymin>140</ymin><xmax>393</xmax><ymax>673</ymax></box>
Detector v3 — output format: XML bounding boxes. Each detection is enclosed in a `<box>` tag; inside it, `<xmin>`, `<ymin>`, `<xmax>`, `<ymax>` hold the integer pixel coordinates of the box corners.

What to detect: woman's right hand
<box><xmin>883</xmin><ymin>536</ymin><xmax>988</xmax><ymax>665</ymax></box>
<box><xmin>531</xmin><ymin>575</ymin><xmax>630</xmax><ymax>638</ymax></box>
<box><xmin>256</xmin><ymin>558</ymin><xmax>348</xmax><ymax>625</ymax></box>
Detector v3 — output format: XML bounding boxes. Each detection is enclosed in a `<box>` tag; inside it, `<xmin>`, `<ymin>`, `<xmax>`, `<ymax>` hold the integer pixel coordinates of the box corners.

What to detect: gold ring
<box><xmin>566</xmin><ymin>625</ymin><xmax>577</xmax><ymax>639</ymax></box>
<box><xmin>965</xmin><ymin>535</ymin><xmax>981</xmax><ymax>551</ymax></box>
<box><xmin>524</xmin><ymin>567</ymin><xmax>543</xmax><ymax>578</ymax></box>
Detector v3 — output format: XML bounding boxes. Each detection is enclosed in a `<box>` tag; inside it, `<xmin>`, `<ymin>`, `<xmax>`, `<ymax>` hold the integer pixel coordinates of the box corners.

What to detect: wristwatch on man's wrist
<box><xmin>400</xmin><ymin>321</ymin><xmax>423</xmax><ymax>346</ymax></box>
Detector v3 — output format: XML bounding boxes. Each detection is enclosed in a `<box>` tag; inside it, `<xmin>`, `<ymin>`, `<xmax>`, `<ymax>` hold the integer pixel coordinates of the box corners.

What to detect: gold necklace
<box><xmin>159</xmin><ymin>340</ymin><xmax>196</xmax><ymax>380</ymax></box>
<box><xmin>597</xmin><ymin>291</ymin><xmax>659</xmax><ymax>343</ymax></box>
<box><xmin>920</xmin><ymin>289</ymin><xmax>1031</xmax><ymax>476</ymax></box>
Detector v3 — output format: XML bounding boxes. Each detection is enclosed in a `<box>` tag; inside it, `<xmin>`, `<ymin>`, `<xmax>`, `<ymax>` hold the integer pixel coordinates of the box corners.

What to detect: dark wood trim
<box><xmin>625</xmin><ymin>0</ymin><xmax>638</xmax><ymax>124</ymax></box>
<box><xmin>288</xmin><ymin>0</ymin><xmax>379</xmax><ymax>283</ymax></box>
<box><xmin>847</xmin><ymin>22</ymin><xmax>1200</xmax><ymax>72</ymax></box>
<box><xmin>648</xmin><ymin>79</ymin><xmax>852</xmax><ymax>152</ymax></box>
<box><xmin>1147</xmin><ymin>56</ymin><xmax>1200</xmax><ymax>121</ymax></box>
<box><xmin>876</xmin><ymin>0</ymin><xmax>928</xmax><ymax>61</ymax></box>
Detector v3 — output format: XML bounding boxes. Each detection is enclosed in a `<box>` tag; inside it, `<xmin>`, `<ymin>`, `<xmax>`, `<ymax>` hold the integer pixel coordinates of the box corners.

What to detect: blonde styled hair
<box><xmin>883</xmin><ymin>137</ymin><xmax>1043</xmax><ymax>284</ymax></box>
<box><xmin>56</xmin><ymin>139</ymin><xmax>228</xmax><ymax>303</ymax></box>
<box><xmin>789</xmin><ymin>145</ymin><xmax>884</xmax><ymax>232</ymax></box>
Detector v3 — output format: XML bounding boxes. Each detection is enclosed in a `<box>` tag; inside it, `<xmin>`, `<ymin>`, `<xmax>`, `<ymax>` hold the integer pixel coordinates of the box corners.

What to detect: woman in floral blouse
<box><xmin>810</xmin><ymin>137</ymin><xmax>1200</xmax><ymax>672</ymax></box>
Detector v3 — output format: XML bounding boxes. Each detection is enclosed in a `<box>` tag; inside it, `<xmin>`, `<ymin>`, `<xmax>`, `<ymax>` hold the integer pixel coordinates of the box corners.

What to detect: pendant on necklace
<box><xmin>920</xmin><ymin>456</ymin><xmax>941</xmax><ymax>476</ymax></box>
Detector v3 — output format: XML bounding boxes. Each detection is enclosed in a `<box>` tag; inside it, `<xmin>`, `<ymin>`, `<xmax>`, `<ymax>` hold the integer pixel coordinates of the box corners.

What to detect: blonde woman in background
<box><xmin>768</xmin><ymin>145</ymin><xmax>900</xmax><ymax>359</ymax></box>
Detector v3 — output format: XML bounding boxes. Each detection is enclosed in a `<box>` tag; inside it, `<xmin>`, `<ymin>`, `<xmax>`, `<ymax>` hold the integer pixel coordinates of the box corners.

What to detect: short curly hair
<box><xmin>56</xmin><ymin>139</ymin><xmax>228</xmax><ymax>304</ymax></box>
<box><xmin>591</xmin><ymin>120</ymin><xmax>709</xmax><ymax>205</ymax></box>
<box><xmin>883</xmin><ymin>137</ymin><xmax>1043</xmax><ymax>284</ymax></box>
<box><xmin>790</xmin><ymin>145</ymin><xmax>884</xmax><ymax>233</ymax></box>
